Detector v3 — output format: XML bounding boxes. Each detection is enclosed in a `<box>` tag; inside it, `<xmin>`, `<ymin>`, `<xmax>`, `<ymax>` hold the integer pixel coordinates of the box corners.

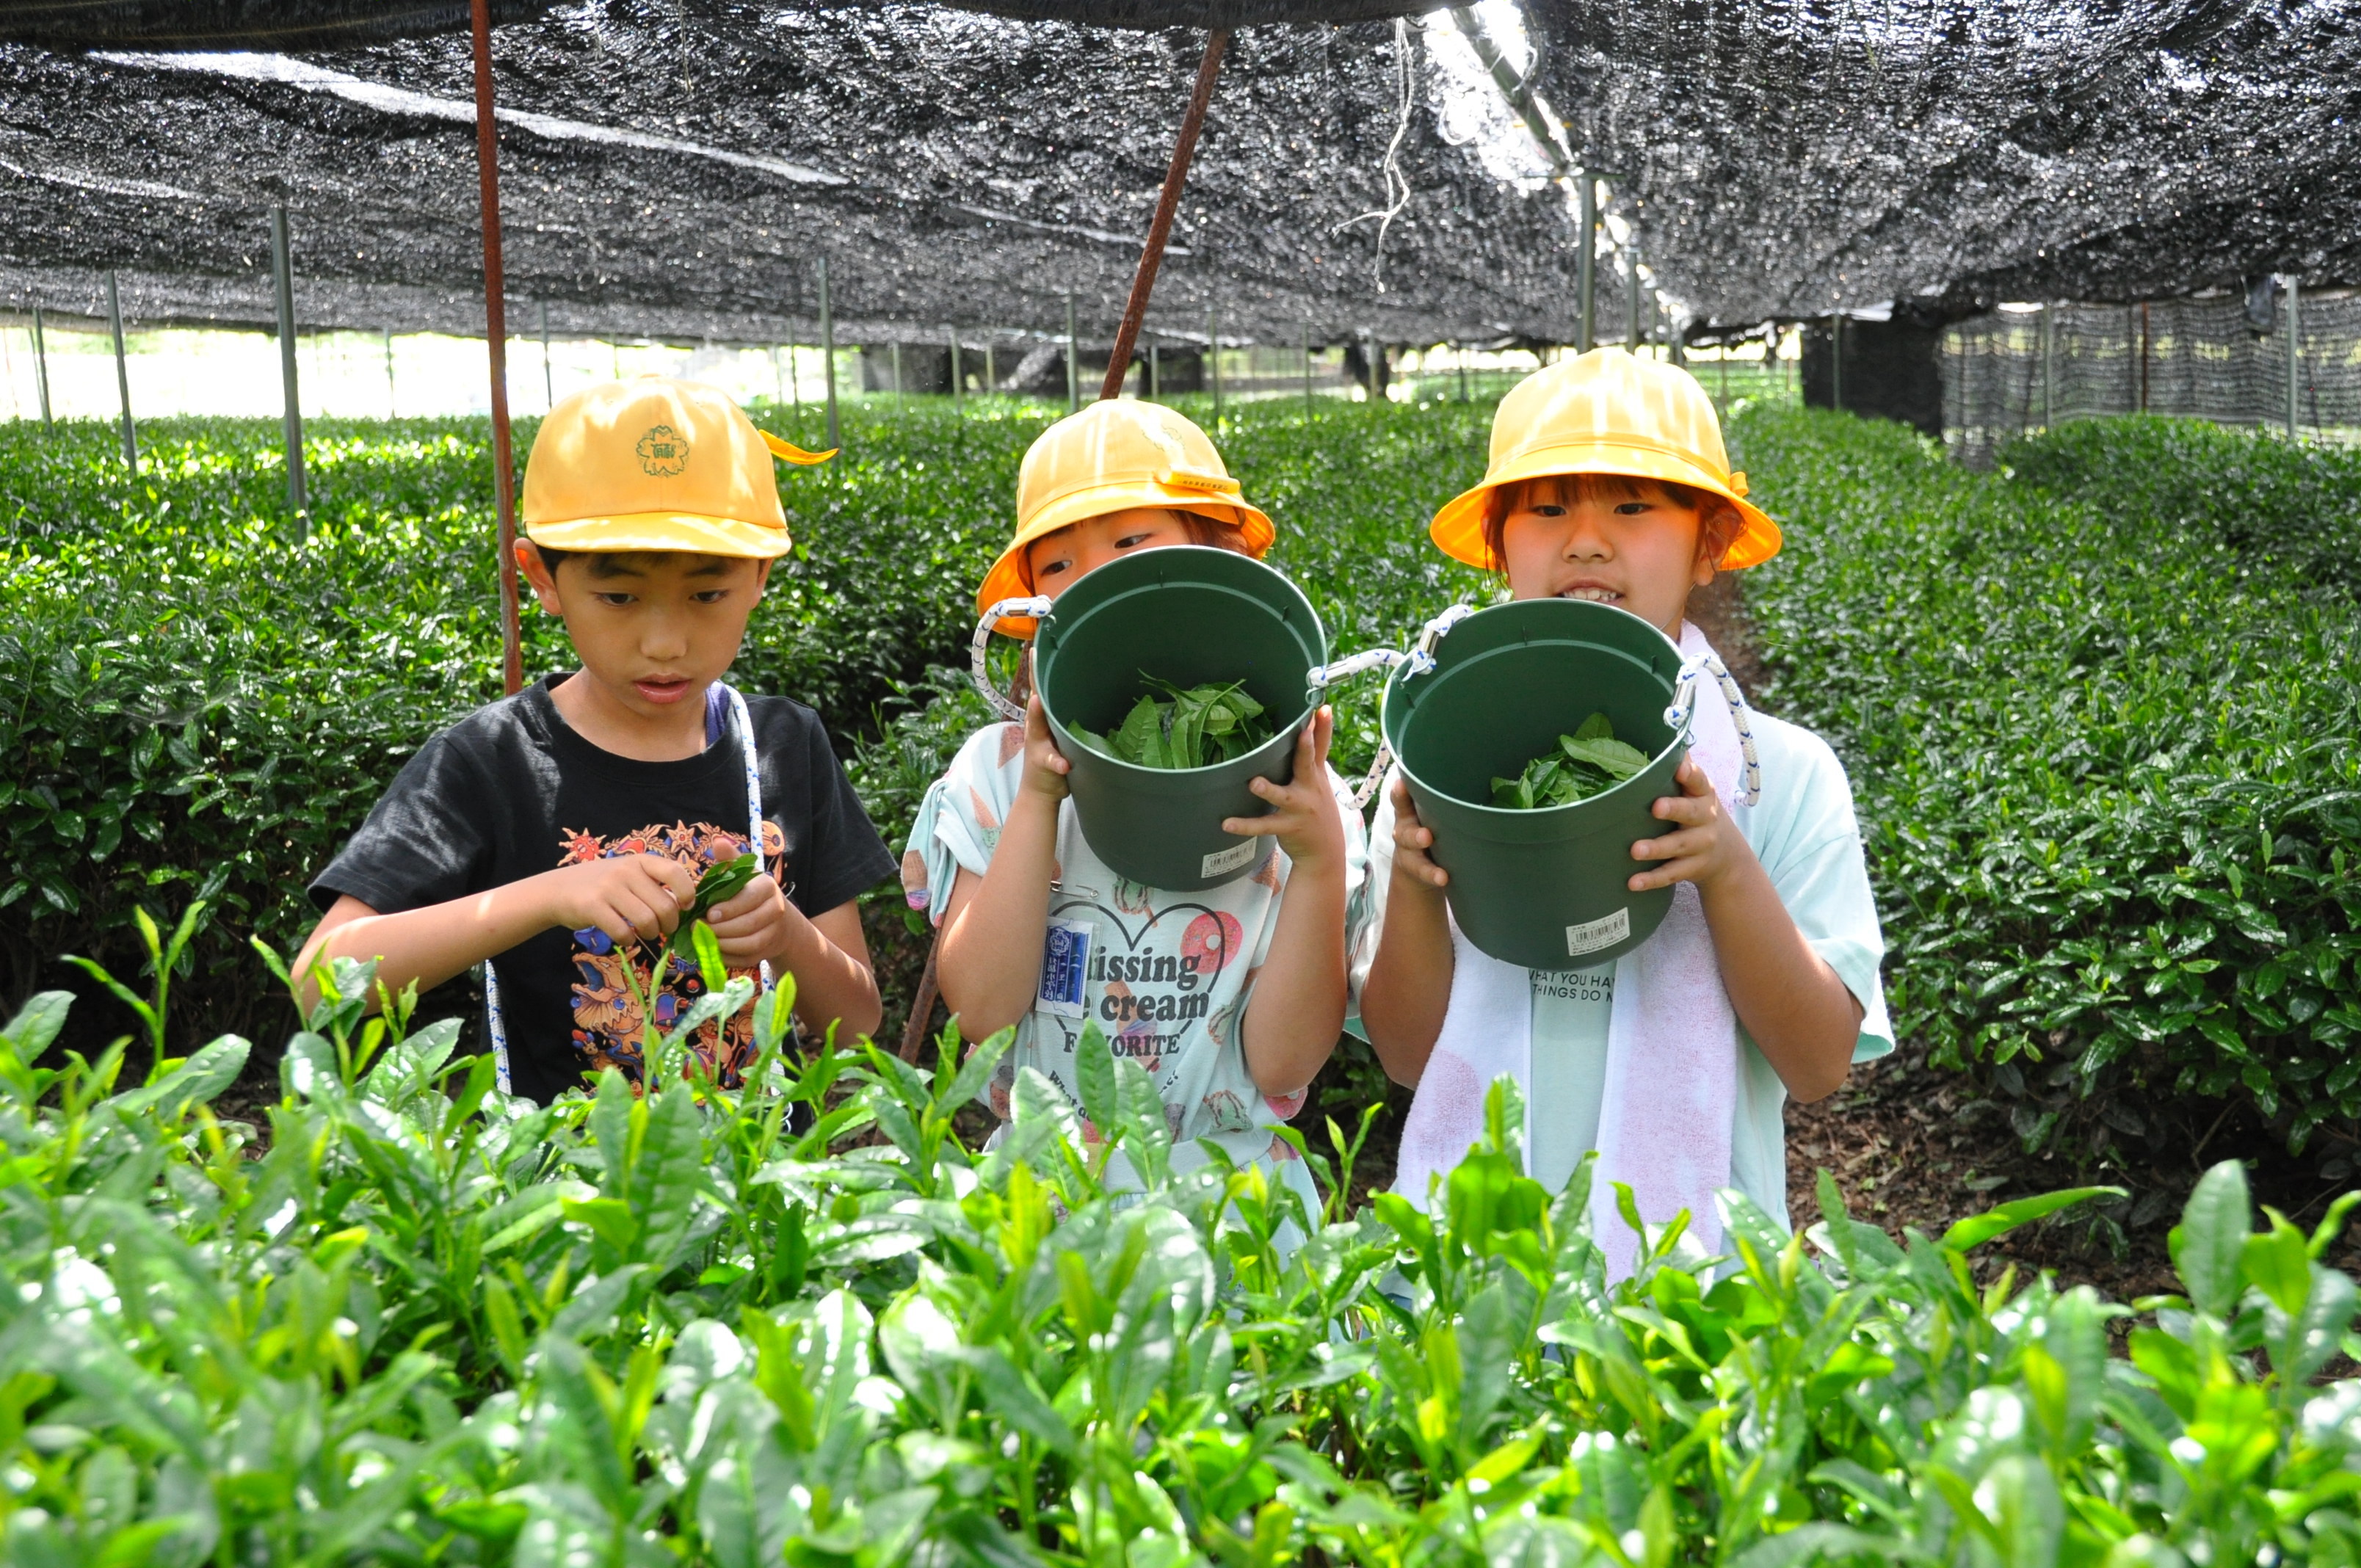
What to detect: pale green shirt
<box><xmin>1353</xmin><ymin>711</ymin><xmax>1893</xmax><ymax>1231</ymax></box>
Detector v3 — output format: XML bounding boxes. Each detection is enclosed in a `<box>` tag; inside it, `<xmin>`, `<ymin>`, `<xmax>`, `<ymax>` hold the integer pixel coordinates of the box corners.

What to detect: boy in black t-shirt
<box><xmin>301</xmin><ymin>377</ymin><xmax>896</xmax><ymax>1102</ymax></box>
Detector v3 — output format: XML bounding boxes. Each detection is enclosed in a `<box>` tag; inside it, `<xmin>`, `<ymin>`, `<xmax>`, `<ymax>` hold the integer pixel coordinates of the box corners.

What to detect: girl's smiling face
<box><xmin>1495</xmin><ymin>474</ymin><xmax>1735</xmax><ymax>636</ymax></box>
<box><xmin>1025</xmin><ymin>507</ymin><xmax>1200</xmax><ymax>601</ymax></box>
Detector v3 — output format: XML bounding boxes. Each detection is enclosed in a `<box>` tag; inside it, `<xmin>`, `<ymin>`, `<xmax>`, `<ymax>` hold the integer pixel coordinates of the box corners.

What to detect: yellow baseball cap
<box><xmin>1429</xmin><ymin>349</ymin><xmax>1781</xmax><ymax>572</ymax></box>
<box><xmin>978</xmin><ymin>400</ymin><xmax>1275</xmax><ymax>638</ymax></box>
<box><xmin>523</xmin><ymin>375</ymin><xmax>833</xmax><ymax>559</ymax></box>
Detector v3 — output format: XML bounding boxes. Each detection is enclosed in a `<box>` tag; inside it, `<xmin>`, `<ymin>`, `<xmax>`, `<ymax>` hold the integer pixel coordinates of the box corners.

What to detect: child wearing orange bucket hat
<box><xmin>1356</xmin><ymin>349</ymin><xmax>1892</xmax><ymax>1265</ymax></box>
<box><xmin>300</xmin><ymin>377</ymin><xmax>896</xmax><ymax>1102</ymax></box>
<box><xmin>902</xmin><ymin>399</ymin><xmax>1368</xmax><ymax>1209</ymax></box>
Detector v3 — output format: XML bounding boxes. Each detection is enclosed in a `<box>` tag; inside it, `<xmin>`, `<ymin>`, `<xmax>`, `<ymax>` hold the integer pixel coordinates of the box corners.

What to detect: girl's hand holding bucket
<box><xmin>1219</xmin><ymin>705</ymin><xmax>1345</xmax><ymax>871</ymax></box>
<box><xmin>1018</xmin><ymin>694</ymin><xmax>1073</xmax><ymax>804</ymax></box>
<box><xmin>1626</xmin><ymin>755</ymin><xmax>1750</xmax><ymax>895</ymax></box>
<box><xmin>1384</xmin><ymin>775</ymin><xmax>1448</xmax><ymax>892</ymax></box>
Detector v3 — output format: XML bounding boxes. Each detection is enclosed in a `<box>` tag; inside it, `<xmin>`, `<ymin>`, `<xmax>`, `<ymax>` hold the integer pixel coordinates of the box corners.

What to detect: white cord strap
<box><xmin>1349</xmin><ymin>600</ymin><xmax>1477</xmax><ymax>807</ymax></box>
<box><xmin>971</xmin><ymin>595</ymin><xmax>1053</xmax><ymax>721</ymax></box>
<box><xmin>1306</xmin><ymin>647</ymin><xmax>1432</xmax><ymax>690</ymax></box>
<box><xmin>1664</xmin><ymin>653</ymin><xmax>1763</xmax><ymax>806</ymax></box>
<box><xmin>485</xmin><ymin>680</ymin><xmax>772</xmax><ymax>1091</ymax></box>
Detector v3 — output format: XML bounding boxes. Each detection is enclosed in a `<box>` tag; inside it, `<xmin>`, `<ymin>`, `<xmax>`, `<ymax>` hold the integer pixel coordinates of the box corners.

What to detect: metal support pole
<box><xmin>468</xmin><ymin>0</ymin><xmax>523</xmax><ymax>696</ymax></box>
<box><xmin>891</xmin><ymin>338</ymin><xmax>903</xmax><ymax>413</ymax></box>
<box><xmin>2139</xmin><ymin>300</ymin><xmax>2150</xmax><ymax>413</ymax></box>
<box><xmin>1207</xmin><ymin>302</ymin><xmax>1222</xmax><ymax>419</ymax></box>
<box><xmin>2288</xmin><ymin>275</ymin><xmax>2301</xmax><ymax>440</ymax></box>
<box><xmin>2041</xmin><ymin>303</ymin><xmax>2055</xmax><ymax>429</ymax></box>
<box><xmin>540</xmin><ymin>301</ymin><xmax>554</xmax><ymax>410</ymax></box>
<box><xmin>1459</xmin><ymin>343</ymin><xmax>1470</xmax><ymax>402</ymax></box>
<box><xmin>949</xmin><ymin>325</ymin><xmax>962</xmax><ymax>410</ymax></box>
<box><xmin>818</xmin><ymin>257</ymin><xmax>839</xmax><ymax>451</ymax></box>
<box><xmin>985</xmin><ymin>341</ymin><xmax>997</xmax><ymax>398</ymax></box>
<box><xmin>1302</xmin><ymin>323</ymin><xmax>1313</xmax><ymax>411</ymax></box>
<box><xmin>1065</xmin><ymin>294</ymin><xmax>1080</xmax><ymax>412</ymax></box>
<box><xmin>772</xmin><ymin>344</ymin><xmax>786</xmax><ymax>407</ymax></box>
<box><xmin>1625</xmin><ymin>250</ymin><xmax>1642</xmax><ymax>350</ymax></box>
<box><xmin>104</xmin><ymin>272</ymin><xmax>136</xmax><ymax>475</ymax></box>
<box><xmin>1578</xmin><ymin>176</ymin><xmax>1597</xmax><ymax>353</ymax></box>
<box><xmin>1829</xmin><ymin>316</ymin><xmax>1842</xmax><ymax>408</ymax></box>
<box><xmin>30</xmin><ymin>305</ymin><xmax>50</xmax><ymax>426</ymax></box>
<box><xmin>1100</xmin><ymin>29</ymin><xmax>1230</xmax><ymax>402</ymax></box>
<box><xmin>384</xmin><ymin>327</ymin><xmax>396</xmax><ymax>417</ymax></box>
<box><xmin>269</xmin><ymin>204</ymin><xmax>307</xmax><ymax>517</ymax></box>
<box><xmin>1149</xmin><ymin>341</ymin><xmax>1160</xmax><ymax>401</ymax></box>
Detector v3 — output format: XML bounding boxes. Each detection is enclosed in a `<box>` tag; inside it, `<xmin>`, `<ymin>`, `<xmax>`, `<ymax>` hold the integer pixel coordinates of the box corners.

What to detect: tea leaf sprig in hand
<box><xmin>665</xmin><ymin>851</ymin><xmax>759</xmax><ymax>957</ymax></box>
<box><xmin>1490</xmin><ymin>711</ymin><xmax>1651</xmax><ymax>809</ymax></box>
<box><xmin>1073</xmin><ymin>675</ymin><xmax>1275</xmax><ymax>770</ymax></box>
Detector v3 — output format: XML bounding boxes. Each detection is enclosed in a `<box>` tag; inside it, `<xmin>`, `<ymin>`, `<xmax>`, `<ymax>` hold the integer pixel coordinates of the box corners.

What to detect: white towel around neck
<box><xmin>1391</xmin><ymin>621</ymin><xmax>1746</xmax><ymax>1278</ymax></box>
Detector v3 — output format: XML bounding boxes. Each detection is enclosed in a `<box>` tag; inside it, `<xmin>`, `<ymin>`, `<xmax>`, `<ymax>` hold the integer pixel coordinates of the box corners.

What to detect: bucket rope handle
<box><xmin>1344</xmin><ymin>600</ymin><xmax>1478</xmax><ymax>807</ymax></box>
<box><xmin>1302</xmin><ymin>647</ymin><xmax>1432</xmax><ymax>809</ymax></box>
<box><xmin>971</xmin><ymin>595</ymin><xmax>1054</xmax><ymax>722</ymax></box>
<box><xmin>1665</xmin><ymin>653</ymin><xmax>1763</xmax><ymax>807</ymax></box>
<box><xmin>485</xmin><ymin>680</ymin><xmax>772</xmax><ymax>1095</ymax></box>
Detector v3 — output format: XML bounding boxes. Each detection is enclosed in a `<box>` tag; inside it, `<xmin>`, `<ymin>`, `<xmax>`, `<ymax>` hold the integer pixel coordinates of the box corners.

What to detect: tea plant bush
<box><xmin>0</xmin><ymin>399</ymin><xmax>1487</xmax><ymax>1066</ymax></box>
<box><xmin>1733</xmin><ymin>410</ymin><xmax>2361</xmax><ymax>1172</ymax></box>
<box><xmin>8</xmin><ymin>912</ymin><xmax>2361</xmax><ymax>1566</ymax></box>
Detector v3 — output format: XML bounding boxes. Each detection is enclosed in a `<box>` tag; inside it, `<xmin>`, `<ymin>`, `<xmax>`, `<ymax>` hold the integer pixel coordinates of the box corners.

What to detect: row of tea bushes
<box><xmin>5</xmin><ymin>915</ymin><xmax>2360</xmax><ymax>1565</ymax></box>
<box><xmin>1733</xmin><ymin>409</ymin><xmax>2361</xmax><ymax>1169</ymax></box>
<box><xmin>0</xmin><ymin>399</ymin><xmax>1487</xmax><ymax>1056</ymax></box>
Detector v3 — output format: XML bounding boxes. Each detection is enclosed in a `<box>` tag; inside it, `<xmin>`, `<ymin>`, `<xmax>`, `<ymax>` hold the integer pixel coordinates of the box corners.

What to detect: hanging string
<box><xmin>1334</xmin><ymin>17</ymin><xmax>1417</xmax><ymax>294</ymax></box>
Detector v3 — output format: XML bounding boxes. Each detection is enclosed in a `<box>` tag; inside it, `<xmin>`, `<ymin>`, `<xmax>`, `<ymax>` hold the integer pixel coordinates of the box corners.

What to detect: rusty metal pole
<box><xmin>1100</xmin><ymin>30</ymin><xmax>1229</xmax><ymax>402</ymax></box>
<box><xmin>471</xmin><ymin>0</ymin><xmax>523</xmax><ymax>697</ymax></box>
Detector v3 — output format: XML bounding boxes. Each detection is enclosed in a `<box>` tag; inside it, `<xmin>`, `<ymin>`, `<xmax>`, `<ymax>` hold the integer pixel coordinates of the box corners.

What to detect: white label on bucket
<box><xmin>1201</xmin><ymin>839</ymin><xmax>1259</xmax><ymax>879</ymax></box>
<box><xmin>1566</xmin><ymin>907</ymin><xmax>1631</xmax><ymax>957</ymax></box>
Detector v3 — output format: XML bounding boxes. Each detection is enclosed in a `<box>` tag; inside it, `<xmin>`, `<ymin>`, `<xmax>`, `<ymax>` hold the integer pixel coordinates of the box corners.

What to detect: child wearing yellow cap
<box><xmin>902</xmin><ymin>400</ymin><xmax>1368</xmax><ymax>1208</ymax></box>
<box><xmin>299</xmin><ymin>377</ymin><xmax>896</xmax><ymax>1101</ymax></box>
<box><xmin>1357</xmin><ymin>349</ymin><xmax>1892</xmax><ymax>1247</ymax></box>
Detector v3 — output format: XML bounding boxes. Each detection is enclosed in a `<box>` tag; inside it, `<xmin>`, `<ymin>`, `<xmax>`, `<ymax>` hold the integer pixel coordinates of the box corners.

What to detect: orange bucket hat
<box><xmin>523</xmin><ymin>374</ymin><xmax>833</xmax><ymax>559</ymax></box>
<box><xmin>1428</xmin><ymin>349</ymin><xmax>1781</xmax><ymax>572</ymax></box>
<box><xmin>977</xmin><ymin>400</ymin><xmax>1275</xmax><ymax>639</ymax></box>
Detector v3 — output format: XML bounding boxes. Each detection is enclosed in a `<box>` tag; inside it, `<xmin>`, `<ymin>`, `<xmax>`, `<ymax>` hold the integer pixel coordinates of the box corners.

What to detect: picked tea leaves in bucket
<box><xmin>1490</xmin><ymin>711</ymin><xmax>1651</xmax><ymax>810</ymax></box>
<box><xmin>1072</xmin><ymin>675</ymin><xmax>1275</xmax><ymax>771</ymax></box>
<box><xmin>666</xmin><ymin>850</ymin><xmax>760</xmax><ymax>957</ymax></box>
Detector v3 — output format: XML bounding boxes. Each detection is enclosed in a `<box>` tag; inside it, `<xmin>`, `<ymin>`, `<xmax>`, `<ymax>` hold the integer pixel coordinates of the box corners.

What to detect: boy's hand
<box><xmin>1018</xmin><ymin>694</ymin><xmax>1073</xmax><ymax>802</ymax></box>
<box><xmin>1385</xmin><ymin>774</ymin><xmax>1449</xmax><ymax>896</ymax></box>
<box><xmin>545</xmin><ymin>853</ymin><xmax>699</xmax><ymax>946</ymax></box>
<box><xmin>701</xmin><ymin>873</ymin><xmax>806</xmax><ymax>968</ymax></box>
<box><xmin>1629</xmin><ymin>757</ymin><xmax>1755</xmax><ymax>893</ymax></box>
<box><xmin>1222</xmin><ymin>705</ymin><xmax>1343</xmax><ymax>869</ymax></box>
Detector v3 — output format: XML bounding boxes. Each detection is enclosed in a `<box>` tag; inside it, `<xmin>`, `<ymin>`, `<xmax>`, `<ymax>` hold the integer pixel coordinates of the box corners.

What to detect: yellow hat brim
<box><xmin>526</xmin><ymin>511</ymin><xmax>793</xmax><ymax>559</ymax></box>
<box><xmin>1429</xmin><ymin>440</ymin><xmax>1782</xmax><ymax>573</ymax></box>
<box><xmin>974</xmin><ymin>482</ymin><xmax>1277</xmax><ymax>640</ymax></box>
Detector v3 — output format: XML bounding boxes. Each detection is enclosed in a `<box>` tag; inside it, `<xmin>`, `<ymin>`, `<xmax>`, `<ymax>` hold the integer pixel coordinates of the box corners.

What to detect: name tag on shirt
<box><xmin>1037</xmin><ymin>918</ymin><xmax>1095</xmax><ymax>1018</ymax></box>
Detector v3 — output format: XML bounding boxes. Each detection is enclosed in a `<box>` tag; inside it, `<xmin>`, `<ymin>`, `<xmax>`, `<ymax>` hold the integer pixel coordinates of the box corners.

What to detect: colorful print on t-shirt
<box><xmin>555</xmin><ymin>817</ymin><xmax>784</xmax><ymax>1089</ymax></box>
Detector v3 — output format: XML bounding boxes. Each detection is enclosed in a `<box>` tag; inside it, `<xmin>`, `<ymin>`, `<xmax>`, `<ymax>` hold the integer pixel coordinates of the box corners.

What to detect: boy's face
<box><xmin>518</xmin><ymin>544</ymin><xmax>772</xmax><ymax>716</ymax></box>
<box><xmin>1025</xmin><ymin>507</ymin><xmax>1194</xmax><ymax>602</ymax></box>
<box><xmin>1499</xmin><ymin>478</ymin><xmax>1718</xmax><ymax>636</ymax></box>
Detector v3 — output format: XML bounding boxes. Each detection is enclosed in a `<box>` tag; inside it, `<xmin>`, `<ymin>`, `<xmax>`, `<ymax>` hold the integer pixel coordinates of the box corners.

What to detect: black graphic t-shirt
<box><xmin>311</xmin><ymin>676</ymin><xmax>895</xmax><ymax>1105</ymax></box>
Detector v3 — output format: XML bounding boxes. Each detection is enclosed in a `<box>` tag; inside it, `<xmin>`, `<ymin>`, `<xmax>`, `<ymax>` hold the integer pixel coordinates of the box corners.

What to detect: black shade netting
<box><xmin>0</xmin><ymin>4</ymin><xmax>1584</xmax><ymax>348</ymax></box>
<box><xmin>1522</xmin><ymin>0</ymin><xmax>2361</xmax><ymax>331</ymax></box>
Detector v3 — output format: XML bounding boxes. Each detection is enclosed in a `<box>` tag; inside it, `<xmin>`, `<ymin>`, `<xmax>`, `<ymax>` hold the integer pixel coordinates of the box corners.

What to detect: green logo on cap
<box><xmin>636</xmin><ymin>424</ymin><xmax>689</xmax><ymax>477</ymax></box>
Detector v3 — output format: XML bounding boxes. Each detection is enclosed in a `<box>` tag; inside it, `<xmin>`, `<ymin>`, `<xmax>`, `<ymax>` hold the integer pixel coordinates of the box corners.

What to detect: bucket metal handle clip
<box><xmin>1305</xmin><ymin>647</ymin><xmax>1432</xmax><ymax>692</ymax></box>
<box><xmin>971</xmin><ymin>595</ymin><xmax>1054</xmax><ymax>722</ymax></box>
<box><xmin>1340</xmin><ymin>600</ymin><xmax>1478</xmax><ymax>809</ymax></box>
<box><xmin>1664</xmin><ymin>651</ymin><xmax>1763</xmax><ymax>807</ymax></box>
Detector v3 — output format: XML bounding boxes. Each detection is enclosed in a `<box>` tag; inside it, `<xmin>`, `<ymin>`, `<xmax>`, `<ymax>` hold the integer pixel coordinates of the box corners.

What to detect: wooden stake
<box><xmin>469</xmin><ymin>0</ymin><xmax>523</xmax><ymax>697</ymax></box>
<box><xmin>1100</xmin><ymin>30</ymin><xmax>1230</xmax><ymax>402</ymax></box>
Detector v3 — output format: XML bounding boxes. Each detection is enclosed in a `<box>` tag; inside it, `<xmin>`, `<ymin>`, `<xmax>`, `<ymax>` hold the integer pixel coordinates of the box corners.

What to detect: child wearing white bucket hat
<box><xmin>1357</xmin><ymin>349</ymin><xmax>1893</xmax><ymax>1271</ymax></box>
<box><xmin>902</xmin><ymin>399</ymin><xmax>1368</xmax><ymax>1216</ymax></box>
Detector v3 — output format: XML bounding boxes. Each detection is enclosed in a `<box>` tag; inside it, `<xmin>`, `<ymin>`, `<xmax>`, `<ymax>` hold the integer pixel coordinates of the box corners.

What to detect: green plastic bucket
<box><xmin>1381</xmin><ymin>598</ymin><xmax>1689</xmax><ymax>970</ymax></box>
<box><xmin>1032</xmin><ymin>546</ymin><xmax>1327</xmax><ymax>892</ymax></box>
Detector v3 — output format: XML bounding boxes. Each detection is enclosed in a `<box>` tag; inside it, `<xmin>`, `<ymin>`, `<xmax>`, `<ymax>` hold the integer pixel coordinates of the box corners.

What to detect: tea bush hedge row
<box><xmin>1733</xmin><ymin>409</ymin><xmax>2361</xmax><ymax>1166</ymax></box>
<box><xmin>8</xmin><ymin>932</ymin><xmax>2361</xmax><ymax>1566</ymax></box>
<box><xmin>0</xmin><ymin>400</ymin><xmax>1488</xmax><ymax>1056</ymax></box>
